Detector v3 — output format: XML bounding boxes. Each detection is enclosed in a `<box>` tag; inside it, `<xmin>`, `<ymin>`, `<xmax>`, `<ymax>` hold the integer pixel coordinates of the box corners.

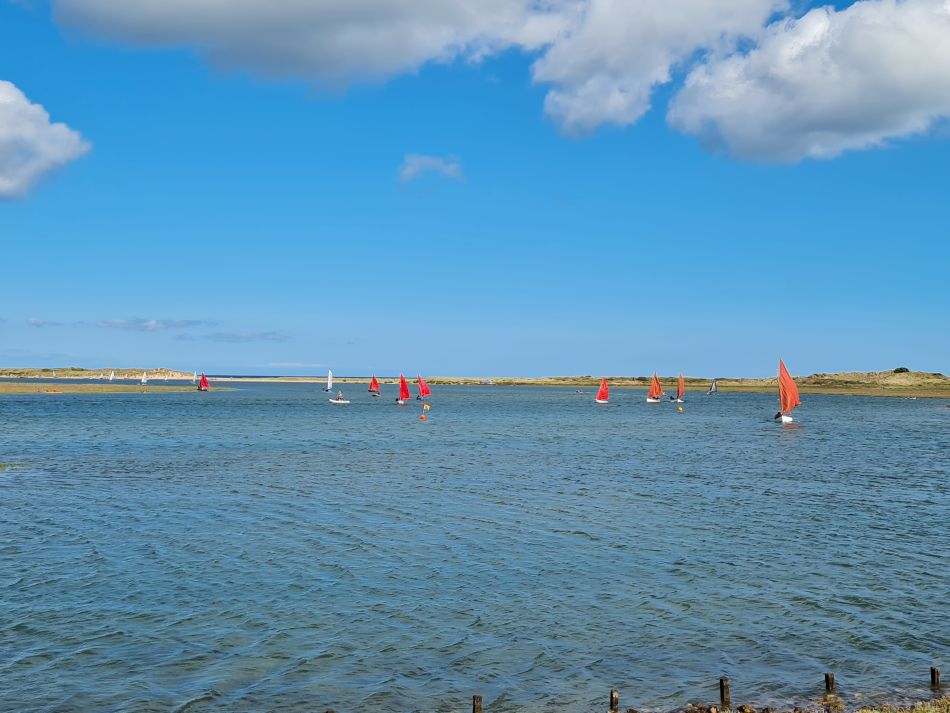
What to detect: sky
<box><xmin>1</xmin><ymin>0</ymin><xmax>948</xmax><ymax>377</ymax></box>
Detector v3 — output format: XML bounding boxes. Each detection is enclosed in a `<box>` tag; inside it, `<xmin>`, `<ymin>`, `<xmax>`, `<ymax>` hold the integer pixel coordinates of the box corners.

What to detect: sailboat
<box><xmin>646</xmin><ymin>372</ymin><xmax>664</xmax><ymax>403</ymax></box>
<box><xmin>396</xmin><ymin>374</ymin><xmax>410</xmax><ymax>405</ymax></box>
<box><xmin>192</xmin><ymin>371</ymin><xmax>197</xmax><ymax>384</ymax></box>
<box><xmin>675</xmin><ymin>373</ymin><xmax>685</xmax><ymax>403</ymax></box>
<box><xmin>416</xmin><ymin>375</ymin><xmax>431</xmax><ymax>400</ymax></box>
<box><xmin>52</xmin><ymin>369</ymin><xmax>57</xmax><ymax>379</ymax></box>
<box><xmin>595</xmin><ymin>378</ymin><xmax>609</xmax><ymax>404</ymax></box>
<box><xmin>140</xmin><ymin>371</ymin><xmax>148</xmax><ymax>386</ymax></box>
<box><xmin>109</xmin><ymin>370</ymin><xmax>115</xmax><ymax>382</ymax></box>
<box><xmin>707</xmin><ymin>378</ymin><xmax>718</xmax><ymax>395</ymax></box>
<box><xmin>776</xmin><ymin>359</ymin><xmax>801</xmax><ymax>423</ymax></box>
<box><xmin>329</xmin><ymin>388</ymin><xmax>350</xmax><ymax>405</ymax></box>
<box><xmin>368</xmin><ymin>375</ymin><xmax>381</xmax><ymax>397</ymax></box>
<box><xmin>324</xmin><ymin>369</ymin><xmax>333</xmax><ymax>392</ymax></box>
<box><xmin>197</xmin><ymin>373</ymin><xmax>210</xmax><ymax>392</ymax></box>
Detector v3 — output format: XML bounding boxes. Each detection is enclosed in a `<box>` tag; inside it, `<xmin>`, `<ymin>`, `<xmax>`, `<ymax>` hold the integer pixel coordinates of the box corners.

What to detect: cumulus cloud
<box><xmin>668</xmin><ymin>0</ymin><xmax>950</xmax><ymax>161</ymax></box>
<box><xmin>0</xmin><ymin>80</ymin><xmax>89</xmax><ymax>198</ymax></box>
<box><xmin>399</xmin><ymin>153</ymin><xmax>463</xmax><ymax>183</ymax></box>
<box><xmin>532</xmin><ymin>0</ymin><xmax>784</xmax><ymax>134</ymax></box>
<box><xmin>54</xmin><ymin>0</ymin><xmax>573</xmax><ymax>85</ymax></box>
<box><xmin>97</xmin><ymin>318</ymin><xmax>210</xmax><ymax>331</ymax></box>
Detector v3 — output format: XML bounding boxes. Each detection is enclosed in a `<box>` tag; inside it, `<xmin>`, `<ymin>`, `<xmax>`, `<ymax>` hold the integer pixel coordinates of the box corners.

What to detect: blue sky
<box><xmin>1</xmin><ymin>0</ymin><xmax>948</xmax><ymax>376</ymax></box>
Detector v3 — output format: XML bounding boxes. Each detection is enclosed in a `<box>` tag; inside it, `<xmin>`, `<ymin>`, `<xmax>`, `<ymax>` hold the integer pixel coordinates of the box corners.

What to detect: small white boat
<box><xmin>109</xmin><ymin>370</ymin><xmax>115</xmax><ymax>382</ymax></box>
<box><xmin>140</xmin><ymin>371</ymin><xmax>148</xmax><ymax>385</ymax></box>
<box><xmin>646</xmin><ymin>372</ymin><xmax>664</xmax><ymax>403</ymax></box>
<box><xmin>396</xmin><ymin>374</ymin><xmax>410</xmax><ymax>405</ymax></box>
<box><xmin>324</xmin><ymin>369</ymin><xmax>333</xmax><ymax>392</ymax></box>
<box><xmin>329</xmin><ymin>398</ymin><xmax>350</xmax><ymax>405</ymax></box>
<box><xmin>707</xmin><ymin>379</ymin><xmax>718</xmax><ymax>395</ymax></box>
<box><xmin>595</xmin><ymin>378</ymin><xmax>609</xmax><ymax>404</ymax></box>
<box><xmin>675</xmin><ymin>373</ymin><xmax>685</xmax><ymax>403</ymax></box>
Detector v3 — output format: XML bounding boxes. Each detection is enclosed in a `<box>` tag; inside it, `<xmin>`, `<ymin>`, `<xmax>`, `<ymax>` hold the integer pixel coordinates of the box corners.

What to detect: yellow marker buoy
<box><xmin>677</xmin><ymin>406</ymin><xmax>683</xmax><ymax>413</ymax></box>
<box><xmin>423</xmin><ymin>404</ymin><xmax>431</xmax><ymax>411</ymax></box>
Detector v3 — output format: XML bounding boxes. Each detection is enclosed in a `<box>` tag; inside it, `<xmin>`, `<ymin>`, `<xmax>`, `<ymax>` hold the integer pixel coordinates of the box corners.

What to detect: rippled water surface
<box><xmin>1</xmin><ymin>383</ymin><xmax>948</xmax><ymax>713</ymax></box>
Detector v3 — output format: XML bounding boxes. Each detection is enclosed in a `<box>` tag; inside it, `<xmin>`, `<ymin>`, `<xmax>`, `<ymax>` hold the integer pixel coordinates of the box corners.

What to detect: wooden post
<box><xmin>932</xmin><ymin>667</ymin><xmax>941</xmax><ymax>688</ymax></box>
<box><xmin>825</xmin><ymin>672</ymin><xmax>836</xmax><ymax>693</ymax></box>
<box><xmin>720</xmin><ymin>677</ymin><xmax>731</xmax><ymax>708</ymax></box>
<box><xmin>610</xmin><ymin>689</ymin><xmax>620</xmax><ymax>713</ymax></box>
<box><xmin>473</xmin><ymin>694</ymin><xmax>483</xmax><ymax>713</ymax></box>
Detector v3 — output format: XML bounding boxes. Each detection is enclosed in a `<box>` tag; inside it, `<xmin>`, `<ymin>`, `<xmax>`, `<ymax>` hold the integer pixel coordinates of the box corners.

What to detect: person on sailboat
<box><xmin>773</xmin><ymin>411</ymin><xmax>783</xmax><ymax>420</ymax></box>
<box><xmin>336</xmin><ymin>390</ymin><xmax>344</xmax><ymax>401</ymax></box>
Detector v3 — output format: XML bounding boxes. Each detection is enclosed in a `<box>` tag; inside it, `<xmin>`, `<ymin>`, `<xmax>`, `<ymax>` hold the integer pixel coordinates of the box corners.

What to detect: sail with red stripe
<box><xmin>778</xmin><ymin>359</ymin><xmax>801</xmax><ymax>415</ymax></box>
<box><xmin>648</xmin><ymin>372</ymin><xmax>664</xmax><ymax>399</ymax></box>
<box><xmin>368</xmin><ymin>375</ymin><xmax>380</xmax><ymax>392</ymax></box>
<box><xmin>198</xmin><ymin>373</ymin><xmax>210</xmax><ymax>391</ymax></box>
<box><xmin>399</xmin><ymin>374</ymin><xmax>410</xmax><ymax>401</ymax></box>
<box><xmin>595</xmin><ymin>378</ymin><xmax>609</xmax><ymax>403</ymax></box>
<box><xmin>676</xmin><ymin>373</ymin><xmax>685</xmax><ymax>401</ymax></box>
<box><xmin>417</xmin><ymin>375</ymin><xmax>431</xmax><ymax>399</ymax></box>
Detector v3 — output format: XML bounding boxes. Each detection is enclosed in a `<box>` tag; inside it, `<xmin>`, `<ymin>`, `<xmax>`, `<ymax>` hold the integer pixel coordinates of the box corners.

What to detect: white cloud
<box><xmin>0</xmin><ymin>80</ymin><xmax>89</xmax><ymax>198</ymax></box>
<box><xmin>97</xmin><ymin>318</ymin><xmax>210</xmax><ymax>331</ymax></box>
<box><xmin>399</xmin><ymin>153</ymin><xmax>463</xmax><ymax>183</ymax></box>
<box><xmin>532</xmin><ymin>0</ymin><xmax>785</xmax><ymax>134</ymax></box>
<box><xmin>27</xmin><ymin>318</ymin><xmax>64</xmax><ymax>328</ymax></box>
<box><xmin>54</xmin><ymin>0</ymin><xmax>573</xmax><ymax>85</ymax></box>
<box><xmin>668</xmin><ymin>0</ymin><xmax>950</xmax><ymax>161</ymax></box>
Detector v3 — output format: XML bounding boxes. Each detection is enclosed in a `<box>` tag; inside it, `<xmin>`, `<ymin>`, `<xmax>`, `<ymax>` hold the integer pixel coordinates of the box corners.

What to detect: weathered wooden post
<box><xmin>720</xmin><ymin>677</ymin><xmax>731</xmax><ymax>709</ymax></box>
<box><xmin>825</xmin><ymin>672</ymin><xmax>836</xmax><ymax>693</ymax></box>
<box><xmin>932</xmin><ymin>667</ymin><xmax>941</xmax><ymax>688</ymax></box>
<box><xmin>472</xmin><ymin>694</ymin><xmax>483</xmax><ymax>713</ymax></box>
<box><xmin>610</xmin><ymin>689</ymin><xmax>620</xmax><ymax>713</ymax></box>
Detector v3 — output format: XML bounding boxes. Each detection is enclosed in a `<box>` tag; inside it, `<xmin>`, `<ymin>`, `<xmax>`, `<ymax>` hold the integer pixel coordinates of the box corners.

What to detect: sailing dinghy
<box><xmin>595</xmin><ymin>378</ymin><xmax>609</xmax><ymax>404</ymax></box>
<box><xmin>140</xmin><ymin>371</ymin><xmax>148</xmax><ymax>386</ymax></box>
<box><xmin>396</xmin><ymin>374</ymin><xmax>410</xmax><ymax>405</ymax></box>
<box><xmin>707</xmin><ymin>379</ymin><xmax>718</xmax><ymax>395</ymax></box>
<box><xmin>675</xmin><ymin>373</ymin><xmax>685</xmax><ymax>403</ymax></box>
<box><xmin>197</xmin><ymin>373</ymin><xmax>210</xmax><ymax>392</ymax></box>
<box><xmin>368</xmin><ymin>375</ymin><xmax>381</xmax><ymax>397</ymax></box>
<box><xmin>324</xmin><ymin>369</ymin><xmax>333</xmax><ymax>392</ymax></box>
<box><xmin>329</xmin><ymin>389</ymin><xmax>350</xmax><ymax>405</ymax></box>
<box><xmin>416</xmin><ymin>375</ymin><xmax>431</xmax><ymax>400</ymax></box>
<box><xmin>646</xmin><ymin>372</ymin><xmax>664</xmax><ymax>403</ymax></box>
<box><xmin>109</xmin><ymin>370</ymin><xmax>115</xmax><ymax>382</ymax></box>
<box><xmin>776</xmin><ymin>359</ymin><xmax>801</xmax><ymax>423</ymax></box>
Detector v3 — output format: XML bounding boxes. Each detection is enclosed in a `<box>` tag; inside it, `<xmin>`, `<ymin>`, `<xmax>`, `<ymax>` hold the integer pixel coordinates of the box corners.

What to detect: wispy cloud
<box><xmin>97</xmin><ymin>318</ymin><xmax>212</xmax><ymax>332</ymax></box>
<box><xmin>399</xmin><ymin>154</ymin><xmax>463</xmax><ymax>183</ymax></box>
<box><xmin>207</xmin><ymin>331</ymin><xmax>289</xmax><ymax>343</ymax></box>
<box><xmin>26</xmin><ymin>317</ymin><xmax>64</xmax><ymax>328</ymax></box>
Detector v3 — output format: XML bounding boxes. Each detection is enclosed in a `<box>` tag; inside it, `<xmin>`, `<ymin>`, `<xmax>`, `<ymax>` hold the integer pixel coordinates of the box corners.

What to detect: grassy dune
<box><xmin>0</xmin><ymin>367</ymin><xmax>193</xmax><ymax>380</ymax></box>
<box><xmin>0</xmin><ymin>383</ymin><xmax>212</xmax><ymax>395</ymax></box>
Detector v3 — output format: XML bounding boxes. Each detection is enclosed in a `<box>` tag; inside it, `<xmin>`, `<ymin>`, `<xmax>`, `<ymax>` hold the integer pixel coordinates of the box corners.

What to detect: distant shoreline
<box><xmin>2</xmin><ymin>369</ymin><xmax>948</xmax><ymax>398</ymax></box>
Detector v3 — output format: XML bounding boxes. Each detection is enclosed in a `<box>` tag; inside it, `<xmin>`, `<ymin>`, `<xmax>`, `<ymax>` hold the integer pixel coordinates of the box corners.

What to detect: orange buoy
<box><xmin>420</xmin><ymin>414</ymin><xmax>427</xmax><ymax>421</ymax></box>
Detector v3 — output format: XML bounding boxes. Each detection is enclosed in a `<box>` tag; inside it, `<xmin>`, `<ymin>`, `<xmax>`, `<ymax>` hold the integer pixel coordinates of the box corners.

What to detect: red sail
<box><xmin>595</xmin><ymin>378</ymin><xmax>609</xmax><ymax>402</ymax></box>
<box><xmin>778</xmin><ymin>359</ymin><xmax>801</xmax><ymax>414</ymax></box>
<box><xmin>399</xmin><ymin>374</ymin><xmax>410</xmax><ymax>400</ymax></box>
<box><xmin>648</xmin><ymin>372</ymin><xmax>664</xmax><ymax>399</ymax></box>
<box><xmin>417</xmin><ymin>375</ymin><xmax>431</xmax><ymax>398</ymax></box>
<box><xmin>677</xmin><ymin>373</ymin><xmax>685</xmax><ymax>400</ymax></box>
<box><xmin>198</xmin><ymin>373</ymin><xmax>210</xmax><ymax>390</ymax></box>
<box><xmin>368</xmin><ymin>375</ymin><xmax>380</xmax><ymax>392</ymax></box>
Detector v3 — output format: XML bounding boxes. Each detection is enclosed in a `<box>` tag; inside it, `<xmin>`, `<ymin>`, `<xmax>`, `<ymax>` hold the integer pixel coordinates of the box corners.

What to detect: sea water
<box><xmin>1</xmin><ymin>384</ymin><xmax>948</xmax><ymax>712</ymax></box>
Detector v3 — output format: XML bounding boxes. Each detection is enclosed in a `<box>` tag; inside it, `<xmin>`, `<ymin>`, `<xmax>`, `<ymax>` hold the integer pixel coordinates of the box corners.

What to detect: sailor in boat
<box><xmin>336</xmin><ymin>390</ymin><xmax>345</xmax><ymax>401</ymax></box>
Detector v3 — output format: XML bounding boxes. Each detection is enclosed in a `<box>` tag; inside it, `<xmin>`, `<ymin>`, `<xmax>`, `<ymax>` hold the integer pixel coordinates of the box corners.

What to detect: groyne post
<box><xmin>932</xmin><ymin>667</ymin><xmax>941</xmax><ymax>688</ymax></box>
<box><xmin>473</xmin><ymin>694</ymin><xmax>483</xmax><ymax>713</ymax></box>
<box><xmin>610</xmin><ymin>689</ymin><xmax>620</xmax><ymax>713</ymax></box>
<box><xmin>720</xmin><ymin>677</ymin><xmax>731</xmax><ymax>709</ymax></box>
<box><xmin>825</xmin><ymin>672</ymin><xmax>836</xmax><ymax>693</ymax></box>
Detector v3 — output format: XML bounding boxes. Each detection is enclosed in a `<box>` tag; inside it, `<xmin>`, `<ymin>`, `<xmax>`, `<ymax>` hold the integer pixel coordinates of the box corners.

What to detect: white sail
<box><xmin>109</xmin><ymin>370</ymin><xmax>115</xmax><ymax>382</ymax></box>
<box><xmin>708</xmin><ymin>379</ymin><xmax>718</xmax><ymax>394</ymax></box>
<box><xmin>192</xmin><ymin>371</ymin><xmax>197</xmax><ymax>384</ymax></box>
<box><xmin>141</xmin><ymin>371</ymin><xmax>148</xmax><ymax>385</ymax></box>
<box><xmin>52</xmin><ymin>370</ymin><xmax>57</xmax><ymax>378</ymax></box>
<box><xmin>327</xmin><ymin>369</ymin><xmax>333</xmax><ymax>391</ymax></box>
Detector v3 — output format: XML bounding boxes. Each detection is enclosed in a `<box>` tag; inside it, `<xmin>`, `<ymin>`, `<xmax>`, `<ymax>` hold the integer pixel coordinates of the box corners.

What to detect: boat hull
<box><xmin>780</xmin><ymin>414</ymin><xmax>794</xmax><ymax>423</ymax></box>
<box><xmin>595</xmin><ymin>399</ymin><xmax>609</xmax><ymax>404</ymax></box>
<box><xmin>646</xmin><ymin>397</ymin><xmax>662</xmax><ymax>403</ymax></box>
<box><xmin>329</xmin><ymin>399</ymin><xmax>350</xmax><ymax>405</ymax></box>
